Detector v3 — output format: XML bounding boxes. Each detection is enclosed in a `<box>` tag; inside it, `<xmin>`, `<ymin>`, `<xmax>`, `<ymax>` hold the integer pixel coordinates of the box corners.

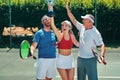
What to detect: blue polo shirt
<box><xmin>32</xmin><ymin>29</ymin><xmax>56</xmax><ymax>58</ymax></box>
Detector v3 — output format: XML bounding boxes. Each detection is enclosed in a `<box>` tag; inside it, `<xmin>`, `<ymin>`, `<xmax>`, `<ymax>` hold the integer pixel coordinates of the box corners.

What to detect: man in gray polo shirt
<box><xmin>66</xmin><ymin>1</ymin><xmax>106</xmax><ymax>80</ymax></box>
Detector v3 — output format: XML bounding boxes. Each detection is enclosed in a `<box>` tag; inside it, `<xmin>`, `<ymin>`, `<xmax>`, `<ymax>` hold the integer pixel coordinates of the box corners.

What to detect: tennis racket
<box><xmin>19</xmin><ymin>40</ymin><xmax>36</xmax><ymax>60</ymax></box>
<box><xmin>92</xmin><ymin>48</ymin><xmax>107</xmax><ymax>65</ymax></box>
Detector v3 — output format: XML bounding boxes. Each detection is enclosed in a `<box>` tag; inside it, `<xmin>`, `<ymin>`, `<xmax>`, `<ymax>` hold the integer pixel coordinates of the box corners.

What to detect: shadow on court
<box><xmin>0</xmin><ymin>47</ymin><xmax>120</xmax><ymax>80</ymax></box>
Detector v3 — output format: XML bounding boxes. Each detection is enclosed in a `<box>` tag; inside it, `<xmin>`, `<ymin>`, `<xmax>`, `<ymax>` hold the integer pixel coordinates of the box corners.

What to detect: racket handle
<box><xmin>33</xmin><ymin>56</ymin><xmax>37</xmax><ymax>60</ymax></box>
<box><xmin>102</xmin><ymin>61</ymin><xmax>107</xmax><ymax>65</ymax></box>
<box><xmin>29</xmin><ymin>48</ymin><xmax>37</xmax><ymax>60</ymax></box>
<box><xmin>100</xmin><ymin>56</ymin><xmax>107</xmax><ymax>65</ymax></box>
<box><xmin>100</xmin><ymin>58</ymin><xmax>107</xmax><ymax>65</ymax></box>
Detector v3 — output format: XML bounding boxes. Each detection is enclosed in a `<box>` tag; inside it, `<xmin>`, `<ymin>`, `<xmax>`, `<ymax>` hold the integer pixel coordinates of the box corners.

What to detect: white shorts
<box><xmin>36</xmin><ymin>58</ymin><xmax>57</xmax><ymax>79</ymax></box>
<box><xmin>57</xmin><ymin>54</ymin><xmax>74</xmax><ymax>69</ymax></box>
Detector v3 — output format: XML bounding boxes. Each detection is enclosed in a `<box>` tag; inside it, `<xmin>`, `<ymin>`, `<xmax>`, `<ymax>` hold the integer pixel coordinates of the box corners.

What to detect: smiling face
<box><xmin>81</xmin><ymin>14</ymin><xmax>94</xmax><ymax>30</ymax></box>
<box><xmin>61</xmin><ymin>20</ymin><xmax>72</xmax><ymax>33</ymax></box>
<box><xmin>82</xmin><ymin>18</ymin><xmax>93</xmax><ymax>30</ymax></box>
<box><xmin>42</xmin><ymin>15</ymin><xmax>51</xmax><ymax>27</ymax></box>
<box><xmin>82</xmin><ymin>18</ymin><xmax>90</xmax><ymax>26</ymax></box>
<box><xmin>61</xmin><ymin>22</ymin><xmax>71</xmax><ymax>32</ymax></box>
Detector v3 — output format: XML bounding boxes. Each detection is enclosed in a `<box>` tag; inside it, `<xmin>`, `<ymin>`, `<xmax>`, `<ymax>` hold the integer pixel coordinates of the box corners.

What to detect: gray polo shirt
<box><xmin>76</xmin><ymin>21</ymin><xmax>104</xmax><ymax>58</ymax></box>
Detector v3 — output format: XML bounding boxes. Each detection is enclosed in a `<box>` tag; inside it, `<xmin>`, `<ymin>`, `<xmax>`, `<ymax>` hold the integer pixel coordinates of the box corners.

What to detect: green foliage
<box><xmin>98</xmin><ymin>0</ymin><xmax>120</xmax><ymax>9</ymax></box>
<box><xmin>1</xmin><ymin>0</ymin><xmax>120</xmax><ymax>9</ymax></box>
<box><xmin>0</xmin><ymin>0</ymin><xmax>120</xmax><ymax>44</ymax></box>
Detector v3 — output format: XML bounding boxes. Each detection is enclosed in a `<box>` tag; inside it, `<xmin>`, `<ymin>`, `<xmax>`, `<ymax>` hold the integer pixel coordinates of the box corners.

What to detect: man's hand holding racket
<box><xmin>92</xmin><ymin>48</ymin><xmax>107</xmax><ymax>65</ymax></box>
<box><xmin>30</xmin><ymin>45</ymin><xmax>37</xmax><ymax>60</ymax></box>
<box><xmin>100</xmin><ymin>55</ymin><xmax>106</xmax><ymax>65</ymax></box>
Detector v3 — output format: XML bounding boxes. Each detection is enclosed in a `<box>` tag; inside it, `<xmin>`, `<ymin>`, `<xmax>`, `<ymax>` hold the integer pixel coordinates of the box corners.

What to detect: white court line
<box><xmin>99</xmin><ymin>76</ymin><xmax>120</xmax><ymax>79</ymax></box>
<box><xmin>56</xmin><ymin>76</ymin><xmax>120</xmax><ymax>79</ymax></box>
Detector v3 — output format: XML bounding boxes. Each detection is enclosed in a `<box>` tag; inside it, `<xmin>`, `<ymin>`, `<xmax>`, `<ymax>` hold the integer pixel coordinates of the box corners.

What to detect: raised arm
<box><xmin>47</xmin><ymin>4</ymin><xmax>62</xmax><ymax>42</ymax></box>
<box><xmin>51</xmin><ymin>17</ymin><xmax>62</xmax><ymax>42</ymax></box>
<box><xmin>66</xmin><ymin>0</ymin><xmax>77</xmax><ymax>27</ymax></box>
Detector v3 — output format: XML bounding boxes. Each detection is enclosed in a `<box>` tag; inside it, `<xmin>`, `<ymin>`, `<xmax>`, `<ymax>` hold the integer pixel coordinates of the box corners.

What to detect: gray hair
<box><xmin>41</xmin><ymin>15</ymin><xmax>49</xmax><ymax>23</ymax></box>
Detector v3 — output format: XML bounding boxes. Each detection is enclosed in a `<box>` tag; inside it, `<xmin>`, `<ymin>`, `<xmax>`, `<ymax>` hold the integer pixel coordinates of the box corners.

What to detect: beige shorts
<box><xmin>36</xmin><ymin>58</ymin><xmax>57</xmax><ymax>79</ymax></box>
<box><xmin>57</xmin><ymin>54</ymin><xmax>74</xmax><ymax>69</ymax></box>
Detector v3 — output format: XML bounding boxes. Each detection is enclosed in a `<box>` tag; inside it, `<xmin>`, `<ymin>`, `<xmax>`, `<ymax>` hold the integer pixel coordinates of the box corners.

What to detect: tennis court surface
<box><xmin>0</xmin><ymin>47</ymin><xmax>120</xmax><ymax>80</ymax></box>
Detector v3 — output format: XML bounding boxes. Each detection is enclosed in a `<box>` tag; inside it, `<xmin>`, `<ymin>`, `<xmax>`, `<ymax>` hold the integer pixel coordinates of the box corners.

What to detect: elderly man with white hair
<box><xmin>66</xmin><ymin>1</ymin><xmax>106</xmax><ymax>80</ymax></box>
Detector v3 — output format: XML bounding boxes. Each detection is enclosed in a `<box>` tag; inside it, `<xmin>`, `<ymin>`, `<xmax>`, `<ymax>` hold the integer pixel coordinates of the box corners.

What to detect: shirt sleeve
<box><xmin>93</xmin><ymin>28</ymin><xmax>104</xmax><ymax>46</ymax></box>
<box><xmin>75</xmin><ymin>21</ymin><xmax>83</xmax><ymax>31</ymax></box>
<box><xmin>32</xmin><ymin>32</ymin><xmax>40</xmax><ymax>43</ymax></box>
